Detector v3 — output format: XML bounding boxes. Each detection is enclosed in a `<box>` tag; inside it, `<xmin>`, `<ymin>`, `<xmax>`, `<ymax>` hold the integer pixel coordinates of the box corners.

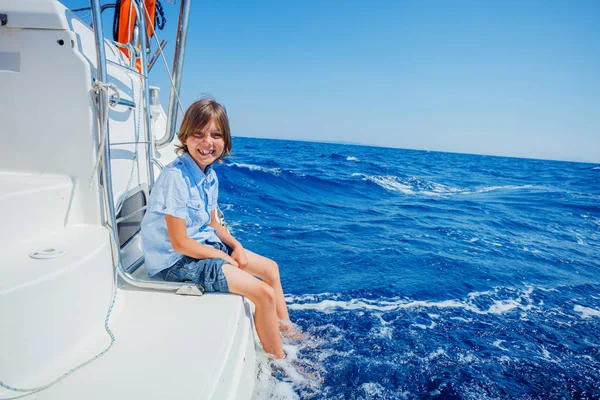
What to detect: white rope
<box><xmin>89</xmin><ymin>81</ymin><xmax>119</xmax><ymax>187</ymax></box>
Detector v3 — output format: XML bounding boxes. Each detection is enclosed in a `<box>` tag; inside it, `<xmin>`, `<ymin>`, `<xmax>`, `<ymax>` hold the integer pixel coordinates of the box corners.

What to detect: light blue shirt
<box><xmin>141</xmin><ymin>152</ymin><xmax>220</xmax><ymax>276</ymax></box>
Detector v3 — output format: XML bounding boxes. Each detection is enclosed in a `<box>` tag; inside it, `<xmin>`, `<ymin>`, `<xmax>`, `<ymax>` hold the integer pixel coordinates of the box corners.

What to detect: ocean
<box><xmin>214</xmin><ymin>137</ymin><xmax>600</xmax><ymax>399</ymax></box>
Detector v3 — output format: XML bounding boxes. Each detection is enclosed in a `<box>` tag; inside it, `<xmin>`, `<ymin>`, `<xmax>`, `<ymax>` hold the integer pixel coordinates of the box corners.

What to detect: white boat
<box><xmin>0</xmin><ymin>1</ymin><xmax>259</xmax><ymax>398</ymax></box>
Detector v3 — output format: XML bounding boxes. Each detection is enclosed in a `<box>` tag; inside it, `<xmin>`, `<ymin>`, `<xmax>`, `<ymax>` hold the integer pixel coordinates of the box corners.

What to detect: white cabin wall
<box><xmin>0</xmin><ymin>23</ymin><xmax>98</xmax><ymax>226</ymax></box>
<box><xmin>0</xmin><ymin>0</ymin><xmax>151</xmax><ymax>228</ymax></box>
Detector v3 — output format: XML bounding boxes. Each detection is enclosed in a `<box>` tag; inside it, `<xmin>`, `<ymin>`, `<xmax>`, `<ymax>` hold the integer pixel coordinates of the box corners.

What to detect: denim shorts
<box><xmin>160</xmin><ymin>239</ymin><xmax>233</xmax><ymax>293</ymax></box>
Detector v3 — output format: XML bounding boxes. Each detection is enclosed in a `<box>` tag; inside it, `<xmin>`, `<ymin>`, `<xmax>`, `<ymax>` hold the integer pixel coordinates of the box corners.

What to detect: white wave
<box><xmin>468</xmin><ymin>290</ymin><xmax>493</xmax><ymax>298</ymax></box>
<box><xmin>352</xmin><ymin>173</ymin><xmax>535</xmax><ymax>197</ymax></box>
<box><xmin>574</xmin><ymin>305</ymin><xmax>600</xmax><ymax>318</ymax></box>
<box><xmin>428</xmin><ymin>348</ymin><xmax>447</xmax><ymax>360</ymax></box>
<box><xmin>492</xmin><ymin>340</ymin><xmax>509</xmax><ymax>351</ymax></box>
<box><xmin>537</xmin><ymin>287</ymin><xmax>559</xmax><ymax>293</ymax></box>
<box><xmin>458</xmin><ymin>352</ymin><xmax>477</xmax><ymax>364</ymax></box>
<box><xmin>352</xmin><ymin>173</ymin><xmax>418</xmax><ymax>195</ymax></box>
<box><xmin>498</xmin><ymin>355</ymin><xmax>512</xmax><ymax>364</ymax></box>
<box><xmin>358</xmin><ymin>382</ymin><xmax>410</xmax><ymax>399</ymax></box>
<box><xmin>412</xmin><ymin>320</ymin><xmax>437</xmax><ymax>329</ymax></box>
<box><xmin>220</xmin><ymin>203</ymin><xmax>234</xmax><ymax>211</ymax></box>
<box><xmin>359</xmin><ymin>382</ymin><xmax>386</xmax><ymax>398</ymax></box>
<box><xmin>592</xmin><ymin>166</ymin><xmax>600</xmax><ymax>170</ymax></box>
<box><xmin>370</xmin><ymin>314</ymin><xmax>393</xmax><ymax>339</ymax></box>
<box><xmin>252</xmin><ymin>353</ymin><xmax>299</xmax><ymax>400</ymax></box>
<box><xmin>474</xmin><ymin>184</ymin><xmax>534</xmax><ymax>194</ymax></box>
<box><xmin>539</xmin><ymin>346</ymin><xmax>556</xmax><ymax>362</ymax></box>
<box><xmin>286</xmin><ymin>293</ymin><xmax>339</xmax><ymax>303</ymax></box>
<box><xmin>288</xmin><ymin>288</ymin><xmax>536</xmax><ymax>316</ymax></box>
<box><xmin>251</xmin><ymin>333</ymin><xmax>325</xmax><ymax>400</ymax></box>
<box><xmin>228</xmin><ymin>162</ymin><xmax>282</xmax><ymax>175</ymax></box>
<box><xmin>346</xmin><ymin>156</ymin><xmax>360</xmax><ymax>162</ymax></box>
<box><xmin>450</xmin><ymin>316</ymin><xmax>473</xmax><ymax>323</ymax></box>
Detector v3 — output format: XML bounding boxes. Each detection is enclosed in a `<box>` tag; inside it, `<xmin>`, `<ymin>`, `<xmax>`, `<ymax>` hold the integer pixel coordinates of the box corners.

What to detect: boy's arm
<box><xmin>209</xmin><ymin>210</ymin><xmax>241</xmax><ymax>249</ymax></box>
<box><xmin>165</xmin><ymin>214</ymin><xmax>238</xmax><ymax>267</ymax></box>
<box><xmin>209</xmin><ymin>210</ymin><xmax>248</xmax><ymax>269</ymax></box>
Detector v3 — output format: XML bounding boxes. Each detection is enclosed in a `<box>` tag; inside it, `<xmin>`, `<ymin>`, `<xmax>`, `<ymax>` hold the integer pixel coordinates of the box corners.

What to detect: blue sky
<box><xmin>68</xmin><ymin>0</ymin><xmax>599</xmax><ymax>163</ymax></box>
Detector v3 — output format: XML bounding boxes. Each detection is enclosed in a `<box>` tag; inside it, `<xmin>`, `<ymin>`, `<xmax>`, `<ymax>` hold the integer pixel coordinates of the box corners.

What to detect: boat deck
<box><xmin>32</xmin><ymin>288</ymin><xmax>257</xmax><ymax>400</ymax></box>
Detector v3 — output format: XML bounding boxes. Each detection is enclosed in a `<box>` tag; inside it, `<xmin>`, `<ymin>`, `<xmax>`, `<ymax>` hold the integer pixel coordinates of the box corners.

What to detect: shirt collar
<box><xmin>180</xmin><ymin>152</ymin><xmax>213</xmax><ymax>186</ymax></box>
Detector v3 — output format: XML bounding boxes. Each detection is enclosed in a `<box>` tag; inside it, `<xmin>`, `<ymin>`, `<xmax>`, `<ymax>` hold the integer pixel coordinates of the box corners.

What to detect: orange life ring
<box><xmin>115</xmin><ymin>0</ymin><xmax>157</xmax><ymax>72</ymax></box>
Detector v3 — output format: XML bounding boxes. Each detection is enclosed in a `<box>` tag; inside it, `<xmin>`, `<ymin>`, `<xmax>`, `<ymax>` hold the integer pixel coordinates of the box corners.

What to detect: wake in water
<box><xmin>266</xmin><ymin>285</ymin><xmax>600</xmax><ymax>399</ymax></box>
<box><xmin>253</xmin><ymin>328</ymin><xmax>325</xmax><ymax>399</ymax></box>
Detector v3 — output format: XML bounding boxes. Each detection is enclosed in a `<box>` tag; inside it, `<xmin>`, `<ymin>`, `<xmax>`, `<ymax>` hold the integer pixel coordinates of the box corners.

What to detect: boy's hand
<box><xmin>231</xmin><ymin>245</ymin><xmax>248</xmax><ymax>269</ymax></box>
<box><xmin>220</xmin><ymin>252</ymin><xmax>239</xmax><ymax>268</ymax></box>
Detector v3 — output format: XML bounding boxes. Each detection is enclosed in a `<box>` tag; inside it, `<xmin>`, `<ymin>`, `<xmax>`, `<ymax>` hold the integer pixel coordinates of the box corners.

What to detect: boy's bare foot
<box><xmin>279</xmin><ymin>319</ymin><xmax>307</xmax><ymax>342</ymax></box>
<box><xmin>267</xmin><ymin>350</ymin><xmax>287</xmax><ymax>359</ymax></box>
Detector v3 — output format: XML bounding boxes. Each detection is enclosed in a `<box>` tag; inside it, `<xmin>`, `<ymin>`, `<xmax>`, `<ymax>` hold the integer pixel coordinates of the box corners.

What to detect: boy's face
<box><xmin>183</xmin><ymin>118</ymin><xmax>225</xmax><ymax>172</ymax></box>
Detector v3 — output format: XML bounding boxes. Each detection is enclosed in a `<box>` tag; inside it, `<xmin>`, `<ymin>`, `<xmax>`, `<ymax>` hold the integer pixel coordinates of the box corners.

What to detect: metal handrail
<box><xmin>151</xmin><ymin>157</ymin><xmax>165</xmax><ymax>170</ymax></box>
<box><xmin>130</xmin><ymin>0</ymin><xmax>155</xmax><ymax>189</ymax></box>
<box><xmin>90</xmin><ymin>0</ymin><xmax>203</xmax><ymax>294</ymax></box>
<box><xmin>155</xmin><ymin>0</ymin><xmax>191</xmax><ymax>148</ymax></box>
<box><xmin>109</xmin><ymin>95</ymin><xmax>136</xmax><ymax>108</ymax></box>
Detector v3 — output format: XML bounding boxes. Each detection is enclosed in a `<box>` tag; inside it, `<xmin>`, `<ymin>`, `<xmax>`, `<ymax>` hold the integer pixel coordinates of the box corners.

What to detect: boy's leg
<box><xmin>242</xmin><ymin>250</ymin><xmax>290</xmax><ymax>323</ymax></box>
<box><xmin>221</xmin><ymin>263</ymin><xmax>284</xmax><ymax>358</ymax></box>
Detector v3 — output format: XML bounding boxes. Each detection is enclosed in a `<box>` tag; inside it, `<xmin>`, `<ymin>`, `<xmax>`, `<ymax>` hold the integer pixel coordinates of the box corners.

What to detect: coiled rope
<box><xmin>155</xmin><ymin>0</ymin><xmax>166</xmax><ymax>30</ymax></box>
<box><xmin>89</xmin><ymin>81</ymin><xmax>119</xmax><ymax>186</ymax></box>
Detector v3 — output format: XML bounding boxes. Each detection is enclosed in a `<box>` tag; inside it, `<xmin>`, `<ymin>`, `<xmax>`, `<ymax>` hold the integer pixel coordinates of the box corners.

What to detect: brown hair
<box><xmin>175</xmin><ymin>98</ymin><xmax>232</xmax><ymax>160</ymax></box>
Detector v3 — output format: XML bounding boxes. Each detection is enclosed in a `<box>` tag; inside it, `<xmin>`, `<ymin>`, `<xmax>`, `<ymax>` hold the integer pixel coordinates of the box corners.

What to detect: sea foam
<box><xmin>287</xmin><ymin>286</ymin><xmax>536</xmax><ymax>316</ymax></box>
<box><xmin>228</xmin><ymin>162</ymin><xmax>282</xmax><ymax>175</ymax></box>
<box><xmin>574</xmin><ymin>305</ymin><xmax>600</xmax><ymax>318</ymax></box>
<box><xmin>352</xmin><ymin>173</ymin><xmax>535</xmax><ymax>196</ymax></box>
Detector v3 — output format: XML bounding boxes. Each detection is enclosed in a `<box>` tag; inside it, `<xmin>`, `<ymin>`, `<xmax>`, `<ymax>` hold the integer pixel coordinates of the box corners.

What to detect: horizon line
<box><xmin>232</xmin><ymin>135</ymin><xmax>599</xmax><ymax>165</ymax></box>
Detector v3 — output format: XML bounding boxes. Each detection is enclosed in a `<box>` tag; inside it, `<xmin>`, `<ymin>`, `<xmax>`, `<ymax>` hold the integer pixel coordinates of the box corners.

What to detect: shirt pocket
<box><xmin>186</xmin><ymin>200</ymin><xmax>208</xmax><ymax>227</ymax></box>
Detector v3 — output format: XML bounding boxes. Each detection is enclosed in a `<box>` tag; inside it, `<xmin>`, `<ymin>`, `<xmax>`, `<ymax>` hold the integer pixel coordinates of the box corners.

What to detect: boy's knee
<box><xmin>264</xmin><ymin>259</ymin><xmax>280</xmax><ymax>283</ymax></box>
<box><xmin>257</xmin><ymin>283</ymin><xmax>276</xmax><ymax>305</ymax></box>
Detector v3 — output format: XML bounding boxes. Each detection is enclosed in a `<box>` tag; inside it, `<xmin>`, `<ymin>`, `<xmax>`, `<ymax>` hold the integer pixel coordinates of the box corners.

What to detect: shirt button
<box><xmin>162</xmin><ymin>205</ymin><xmax>167</xmax><ymax>210</ymax></box>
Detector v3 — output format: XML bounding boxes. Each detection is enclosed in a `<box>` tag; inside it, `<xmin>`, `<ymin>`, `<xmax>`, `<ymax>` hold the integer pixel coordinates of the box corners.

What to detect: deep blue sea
<box><xmin>215</xmin><ymin>137</ymin><xmax>600</xmax><ymax>400</ymax></box>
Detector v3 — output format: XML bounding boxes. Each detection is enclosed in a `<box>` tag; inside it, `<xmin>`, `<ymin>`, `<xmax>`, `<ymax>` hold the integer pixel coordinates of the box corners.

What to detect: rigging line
<box><xmin>115</xmin><ymin>82</ymin><xmax>144</xmax><ymax>217</ymax></box>
<box><xmin>140</xmin><ymin>0</ymin><xmax>185</xmax><ymax>115</ymax></box>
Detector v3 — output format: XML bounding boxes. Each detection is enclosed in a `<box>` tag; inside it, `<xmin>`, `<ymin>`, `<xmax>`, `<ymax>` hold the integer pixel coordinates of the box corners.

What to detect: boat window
<box><xmin>116</xmin><ymin>189</ymin><xmax>147</xmax><ymax>248</ymax></box>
